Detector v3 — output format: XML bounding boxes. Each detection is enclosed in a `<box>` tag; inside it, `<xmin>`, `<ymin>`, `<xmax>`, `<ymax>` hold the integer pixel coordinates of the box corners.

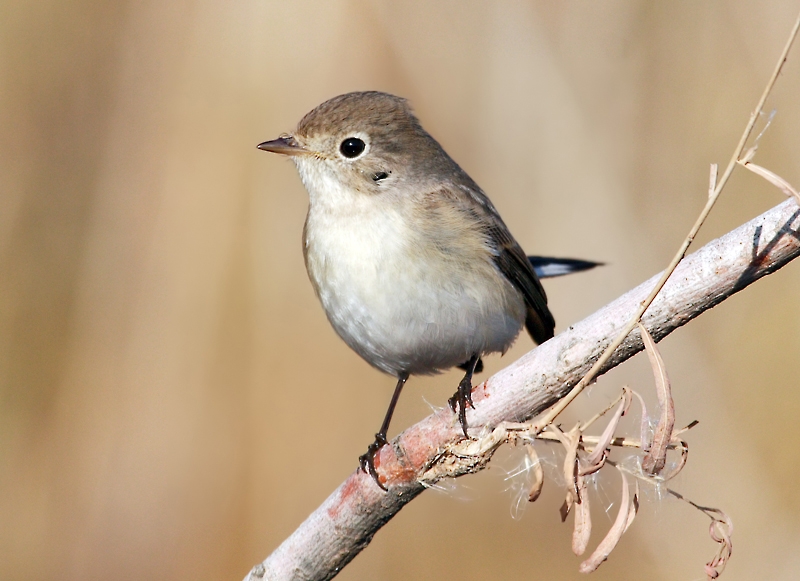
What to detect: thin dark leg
<box><xmin>448</xmin><ymin>353</ymin><xmax>480</xmax><ymax>438</ymax></box>
<box><xmin>457</xmin><ymin>357</ymin><xmax>483</xmax><ymax>373</ymax></box>
<box><xmin>359</xmin><ymin>373</ymin><xmax>409</xmax><ymax>490</ymax></box>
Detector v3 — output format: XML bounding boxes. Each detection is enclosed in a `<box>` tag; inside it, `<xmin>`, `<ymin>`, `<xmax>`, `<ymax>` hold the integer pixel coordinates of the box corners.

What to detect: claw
<box><xmin>359</xmin><ymin>434</ymin><xmax>388</xmax><ymax>491</ymax></box>
<box><xmin>449</xmin><ymin>354</ymin><xmax>479</xmax><ymax>438</ymax></box>
<box><xmin>448</xmin><ymin>376</ymin><xmax>475</xmax><ymax>437</ymax></box>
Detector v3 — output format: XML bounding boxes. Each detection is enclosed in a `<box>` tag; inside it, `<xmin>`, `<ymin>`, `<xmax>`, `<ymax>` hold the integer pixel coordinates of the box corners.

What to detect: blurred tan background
<box><xmin>2</xmin><ymin>1</ymin><xmax>800</xmax><ymax>580</ymax></box>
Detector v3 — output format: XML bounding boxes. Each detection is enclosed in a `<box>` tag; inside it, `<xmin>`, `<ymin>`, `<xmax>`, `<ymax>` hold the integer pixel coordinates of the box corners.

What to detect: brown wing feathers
<box><xmin>491</xmin><ymin>239</ymin><xmax>555</xmax><ymax>344</ymax></box>
<box><xmin>448</xmin><ymin>182</ymin><xmax>556</xmax><ymax>345</ymax></box>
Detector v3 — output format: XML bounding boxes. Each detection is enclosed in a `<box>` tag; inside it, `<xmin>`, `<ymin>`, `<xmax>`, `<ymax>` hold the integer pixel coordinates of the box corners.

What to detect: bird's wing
<box><xmin>454</xmin><ymin>184</ymin><xmax>556</xmax><ymax>344</ymax></box>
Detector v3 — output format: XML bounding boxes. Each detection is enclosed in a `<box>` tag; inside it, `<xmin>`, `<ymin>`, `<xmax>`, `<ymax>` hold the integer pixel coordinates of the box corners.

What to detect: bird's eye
<box><xmin>340</xmin><ymin>137</ymin><xmax>366</xmax><ymax>158</ymax></box>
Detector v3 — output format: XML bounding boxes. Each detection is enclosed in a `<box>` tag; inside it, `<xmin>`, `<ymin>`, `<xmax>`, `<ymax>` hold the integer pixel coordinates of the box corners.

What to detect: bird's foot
<box><xmin>448</xmin><ymin>374</ymin><xmax>475</xmax><ymax>438</ymax></box>
<box><xmin>359</xmin><ymin>433</ymin><xmax>389</xmax><ymax>491</ymax></box>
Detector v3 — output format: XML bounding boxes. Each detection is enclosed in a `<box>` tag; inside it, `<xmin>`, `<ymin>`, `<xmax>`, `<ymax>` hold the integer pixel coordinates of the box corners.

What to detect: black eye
<box><xmin>340</xmin><ymin>137</ymin><xmax>366</xmax><ymax>158</ymax></box>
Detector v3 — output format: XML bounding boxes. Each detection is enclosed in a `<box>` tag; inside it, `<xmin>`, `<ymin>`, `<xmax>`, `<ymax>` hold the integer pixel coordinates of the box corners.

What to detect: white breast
<box><xmin>298</xmin><ymin>160</ymin><xmax>526</xmax><ymax>376</ymax></box>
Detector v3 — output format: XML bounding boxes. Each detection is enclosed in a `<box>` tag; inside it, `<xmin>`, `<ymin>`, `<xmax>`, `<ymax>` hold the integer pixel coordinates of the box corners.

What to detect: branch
<box><xmin>247</xmin><ymin>199</ymin><xmax>800</xmax><ymax>581</ymax></box>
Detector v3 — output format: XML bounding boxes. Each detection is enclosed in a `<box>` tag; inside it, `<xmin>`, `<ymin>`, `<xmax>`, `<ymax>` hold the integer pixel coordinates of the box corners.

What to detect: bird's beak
<box><xmin>257</xmin><ymin>135</ymin><xmax>310</xmax><ymax>156</ymax></box>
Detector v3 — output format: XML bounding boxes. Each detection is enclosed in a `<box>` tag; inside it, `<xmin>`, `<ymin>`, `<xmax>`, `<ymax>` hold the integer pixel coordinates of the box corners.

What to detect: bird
<box><xmin>258</xmin><ymin>91</ymin><xmax>598</xmax><ymax>489</ymax></box>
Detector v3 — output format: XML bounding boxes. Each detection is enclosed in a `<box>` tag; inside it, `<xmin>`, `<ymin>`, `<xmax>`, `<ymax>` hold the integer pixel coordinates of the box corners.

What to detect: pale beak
<box><xmin>257</xmin><ymin>135</ymin><xmax>310</xmax><ymax>156</ymax></box>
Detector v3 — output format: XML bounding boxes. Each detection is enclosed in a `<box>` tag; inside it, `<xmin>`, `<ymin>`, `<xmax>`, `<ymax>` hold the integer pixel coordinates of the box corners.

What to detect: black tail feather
<box><xmin>528</xmin><ymin>256</ymin><xmax>604</xmax><ymax>279</ymax></box>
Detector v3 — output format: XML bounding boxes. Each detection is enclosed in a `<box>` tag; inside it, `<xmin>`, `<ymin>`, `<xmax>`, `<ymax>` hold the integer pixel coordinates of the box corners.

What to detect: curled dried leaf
<box><xmin>625</xmin><ymin>481</ymin><xmax>639</xmax><ymax>534</ymax></box>
<box><xmin>668</xmin><ymin>489</ymin><xmax>733</xmax><ymax>579</ymax></box>
<box><xmin>526</xmin><ymin>444</ymin><xmax>544</xmax><ymax>503</ymax></box>
<box><xmin>572</xmin><ymin>471</ymin><xmax>591</xmax><ymax>556</ymax></box>
<box><xmin>639</xmin><ymin>323</ymin><xmax>675</xmax><ymax>475</ymax></box>
<box><xmin>584</xmin><ymin>387</ymin><xmax>631</xmax><ymax>470</ymax></box>
<box><xmin>579</xmin><ymin>470</ymin><xmax>635</xmax><ymax>573</ymax></box>
<box><xmin>705</xmin><ymin>510</ymin><xmax>733</xmax><ymax>579</ymax></box>
<box><xmin>548</xmin><ymin>425</ymin><xmax>581</xmax><ymax>512</ymax></box>
<box><xmin>657</xmin><ymin>438</ymin><xmax>689</xmax><ymax>482</ymax></box>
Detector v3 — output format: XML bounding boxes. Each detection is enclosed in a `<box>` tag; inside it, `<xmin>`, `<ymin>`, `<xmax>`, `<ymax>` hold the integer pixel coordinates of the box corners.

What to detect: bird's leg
<box><xmin>457</xmin><ymin>357</ymin><xmax>483</xmax><ymax>373</ymax></box>
<box><xmin>448</xmin><ymin>354</ymin><xmax>480</xmax><ymax>438</ymax></box>
<box><xmin>359</xmin><ymin>373</ymin><xmax>409</xmax><ymax>490</ymax></box>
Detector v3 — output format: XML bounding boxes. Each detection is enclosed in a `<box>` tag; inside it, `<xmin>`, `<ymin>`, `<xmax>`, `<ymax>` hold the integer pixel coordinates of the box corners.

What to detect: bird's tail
<box><xmin>527</xmin><ymin>256</ymin><xmax>603</xmax><ymax>279</ymax></box>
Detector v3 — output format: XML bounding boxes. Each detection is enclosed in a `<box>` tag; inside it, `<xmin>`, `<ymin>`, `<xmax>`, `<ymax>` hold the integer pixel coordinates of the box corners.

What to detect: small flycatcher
<box><xmin>258</xmin><ymin>92</ymin><xmax>596</xmax><ymax>489</ymax></box>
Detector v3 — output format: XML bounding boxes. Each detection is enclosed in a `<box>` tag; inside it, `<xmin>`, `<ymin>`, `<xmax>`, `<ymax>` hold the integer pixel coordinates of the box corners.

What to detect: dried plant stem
<box><xmin>534</xmin><ymin>11</ymin><xmax>800</xmax><ymax>430</ymax></box>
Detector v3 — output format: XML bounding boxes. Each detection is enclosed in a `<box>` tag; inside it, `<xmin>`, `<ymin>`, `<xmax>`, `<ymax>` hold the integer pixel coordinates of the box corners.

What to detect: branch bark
<box><xmin>247</xmin><ymin>199</ymin><xmax>800</xmax><ymax>581</ymax></box>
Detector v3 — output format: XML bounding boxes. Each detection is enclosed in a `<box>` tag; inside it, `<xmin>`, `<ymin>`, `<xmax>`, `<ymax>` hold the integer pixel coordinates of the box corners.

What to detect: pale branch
<box><xmin>247</xmin><ymin>199</ymin><xmax>800</xmax><ymax>581</ymax></box>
